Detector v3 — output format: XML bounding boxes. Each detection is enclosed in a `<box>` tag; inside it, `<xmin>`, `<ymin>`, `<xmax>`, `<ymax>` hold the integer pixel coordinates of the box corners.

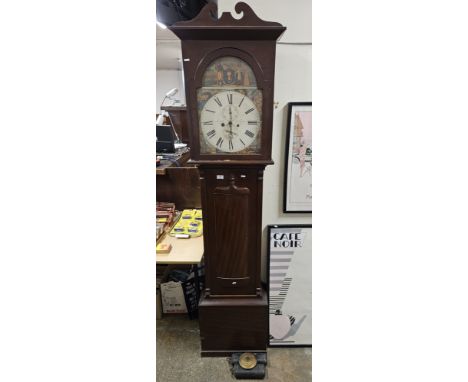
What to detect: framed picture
<box><xmin>283</xmin><ymin>102</ymin><xmax>312</xmax><ymax>213</ymax></box>
<box><xmin>268</xmin><ymin>224</ymin><xmax>312</xmax><ymax>347</ymax></box>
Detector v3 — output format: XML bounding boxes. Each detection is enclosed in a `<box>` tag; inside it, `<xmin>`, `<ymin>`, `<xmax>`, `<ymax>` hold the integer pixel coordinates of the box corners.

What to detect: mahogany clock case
<box><xmin>168</xmin><ymin>2</ymin><xmax>286</xmax><ymax>356</ymax></box>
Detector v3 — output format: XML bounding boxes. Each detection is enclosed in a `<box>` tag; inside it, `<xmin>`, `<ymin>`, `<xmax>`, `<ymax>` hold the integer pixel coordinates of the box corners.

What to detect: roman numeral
<box><xmin>245</xmin><ymin>108</ymin><xmax>254</xmax><ymax>114</ymax></box>
<box><xmin>227</xmin><ymin>93</ymin><xmax>233</xmax><ymax>104</ymax></box>
<box><xmin>248</xmin><ymin>121</ymin><xmax>257</xmax><ymax>125</ymax></box>
<box><xmin>229</xmin><ymin>139</ymin><xmax>234</xmax><ymax>150</ymax></box>
<box><xmin>203</xmin><ymin>121</ymin><xmax>213</xmax><ymax>125</ymax></box>
<box><xmin>216</xmin><ymin>137</ymin><xmax>224</xmax><ymax>148</ymax></box>
<box><xmin>239</xmin><ymin>138</ymin><xmax>246</xmax><ymax>146</ymax></box>
<box><xmin>214</xmin><ymin>97</ymin><xmax>222</xmax><ymax>107</ymax></box>
<box><xmin>245</xmin><ymin>130</ymin><xmax>254</xmax><ymax>138</ymax></box>
<box><xmin>205</xmin><ymin>109</ymin><xmax>215</xmax><ymax>113</ymax></box>
<box><xmin>207</xmin><ymin>129</ymin><xmax>216</xmax><ymax>138</ymax></box>
<box><xmin>238</xmin><ymin>97</ymin><xmax>245</xmax><ymax>107</ymax></box>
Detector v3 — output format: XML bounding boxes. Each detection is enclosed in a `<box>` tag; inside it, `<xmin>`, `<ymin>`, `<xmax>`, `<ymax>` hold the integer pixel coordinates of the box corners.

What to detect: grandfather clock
<box><xmin>170</xmin><ymin>2</ymin><xmax>285</xmax><ymax>357</ymax></box>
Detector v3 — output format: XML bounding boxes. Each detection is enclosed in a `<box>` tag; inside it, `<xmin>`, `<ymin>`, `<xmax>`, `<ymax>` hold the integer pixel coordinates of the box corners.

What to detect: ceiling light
<box><xmin>156</xmin><ymin>21</ymin><xmax>167</xmax><ymax>29</ymax></box>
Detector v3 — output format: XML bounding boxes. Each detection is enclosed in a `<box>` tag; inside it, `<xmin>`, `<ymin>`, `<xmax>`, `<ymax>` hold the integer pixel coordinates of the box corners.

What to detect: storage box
<box><xmin>160</xmin><ymin>281</ymin><xmax>188</xmax><ymax>314</ymax></box>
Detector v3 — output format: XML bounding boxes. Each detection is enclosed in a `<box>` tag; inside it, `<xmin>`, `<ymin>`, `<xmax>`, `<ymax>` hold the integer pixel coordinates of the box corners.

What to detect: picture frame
<box><xmin>283</xmin><ymin>102</ymin><xmax>312</xmax><ymax>213</ymax></box>
<box><xmin>267</xmin><ymin>224</ymin><xmax>312</xmax><ymax>347</ymax></box>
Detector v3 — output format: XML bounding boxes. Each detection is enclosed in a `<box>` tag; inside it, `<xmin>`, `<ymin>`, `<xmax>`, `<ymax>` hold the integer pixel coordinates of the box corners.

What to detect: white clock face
<box><xmin>200</xmin><ymin>90</ymin><xmax>261</xmax><ymax>153</ymax></box>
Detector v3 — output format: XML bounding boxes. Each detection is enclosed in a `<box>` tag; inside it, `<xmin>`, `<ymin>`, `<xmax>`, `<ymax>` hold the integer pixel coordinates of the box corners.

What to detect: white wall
<box><xmin>156</xmin><ymin>69</ymin><xmax>186</xmax><ymax>112</ymax></box>
<box><xmin>218</xmin><ymin>0</ymin><xmax>312</xmax><ymax>280</ymax></box>
<box><xmin>218</xmin><ymin>0</ymin><xmax>311</xmax><ymax>43</ymax></box>
<box><xmin>261</xmin><ymin>44</ymin><xmax>312</xmax><ymax>280</ymax></box>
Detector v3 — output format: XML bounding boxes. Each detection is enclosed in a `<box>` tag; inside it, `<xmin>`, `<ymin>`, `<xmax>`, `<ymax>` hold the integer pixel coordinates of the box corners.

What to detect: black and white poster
<box><xmin>268</xmin><ymin>225</ymin><xmax>312</xmax><ymax>346</ymax></box>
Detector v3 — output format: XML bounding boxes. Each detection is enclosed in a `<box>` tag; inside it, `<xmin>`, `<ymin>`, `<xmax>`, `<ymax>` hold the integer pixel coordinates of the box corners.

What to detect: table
<box><xmin>156</xmin><ymin>234</ymin><xmax>204</xmax><ymax>264</ymax></box>
<box><xmin>156</xmin><ymin>234</ymin><xmax>204</xmax><ymax>319</ymax></box>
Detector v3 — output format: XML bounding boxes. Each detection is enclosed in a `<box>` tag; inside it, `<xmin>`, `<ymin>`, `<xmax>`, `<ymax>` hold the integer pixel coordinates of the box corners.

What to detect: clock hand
<box><xmin>221</xmin><ymin>122</ymin><xmax>234</xmax><ymax>137</ymax></box>
<box><xmin>228</xmin><ymin>106</ymin><xmax>233</xmax><ymax>136</ymax></box>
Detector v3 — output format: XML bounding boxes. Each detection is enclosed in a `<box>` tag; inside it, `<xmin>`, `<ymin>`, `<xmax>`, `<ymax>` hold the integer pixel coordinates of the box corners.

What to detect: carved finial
<box><xmin>169</xmin><ymin>1</ymin><xmax>286</xmax><ymax>41</ymax></box>
<box><xmin>216</xmin><ymin>2</ymin><xmax>282</xmax><ymax>26</ymax></box>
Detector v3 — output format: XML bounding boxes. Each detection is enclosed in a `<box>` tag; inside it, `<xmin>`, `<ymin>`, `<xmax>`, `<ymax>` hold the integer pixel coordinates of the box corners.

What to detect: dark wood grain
<box><xmin>200</xmin><ymin>166</ymin><xmax>264</xmax><ymax>297</ymax></box>
<box><xmin>161</xmin><ymin>106</ymin><xmax>190</xmax><ymax>144</ymax></box>
<box><xmin>156</xmin><ymin>167</ymin><xmax>201</xmax><ymax>210</ymax></box>
<box><xmin>199</xmin><ymin>290</ymin><xmax>268</xmax><ymax>356</ymax></box>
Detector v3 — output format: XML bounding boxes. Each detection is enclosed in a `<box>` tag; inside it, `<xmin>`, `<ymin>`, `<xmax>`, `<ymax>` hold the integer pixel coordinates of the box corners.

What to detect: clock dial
<box><xmin>197</xmin><ymin>56</ymin><xmax>263</xmax><ymax>155</ymax></box>
<box><xmin>200</xmin><ymin>91</ymin><xmax>260</xmax><ymax>153</ymax></box>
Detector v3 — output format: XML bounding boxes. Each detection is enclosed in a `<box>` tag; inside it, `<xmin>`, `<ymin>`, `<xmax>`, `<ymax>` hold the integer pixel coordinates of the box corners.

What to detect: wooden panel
<box><xmin>156</xmin><ymin>167</ymin><xmax>201</xmax><ymax>210</ymax></box>
<box><xmin>199</xmin><ymin>291</ymin><xmax>268</xmax><ymax>356</ymax></box>
<box><xmin>201</xmin><ymin>167</ymin><xmax>262</xmax><ymax>296</ymax></box>
<box><xmin>161</xmin><ymin>106</ymin><xmax>190</xmax><ymax>144</ymax></box>
<box><xmin>213</xmin><ymin>193</ymin><xmax>249</xmax><ymax>277</ymax></box>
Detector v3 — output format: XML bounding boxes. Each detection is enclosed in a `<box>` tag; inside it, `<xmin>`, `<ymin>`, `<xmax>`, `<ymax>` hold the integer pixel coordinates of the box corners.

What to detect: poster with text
<box><xmin>268</xmin><ymin>225</ymin><xmax>312</xmax><ymax>346</ymax></box>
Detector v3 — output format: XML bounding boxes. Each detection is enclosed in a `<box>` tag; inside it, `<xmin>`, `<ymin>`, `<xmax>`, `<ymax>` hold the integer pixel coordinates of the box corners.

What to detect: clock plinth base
<box><xmin>199</xmin><ymin>290</ymin><xmax>268</xmax><ymax>357</ymax></box>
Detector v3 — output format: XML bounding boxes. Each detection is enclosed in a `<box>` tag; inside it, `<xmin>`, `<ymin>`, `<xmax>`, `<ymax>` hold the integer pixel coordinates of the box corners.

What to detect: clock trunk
<box><xmin>200</xmin><ymin>166</ymin><xmax>264</xmax><ymax>298</ymax></box>
<box><xmin>198</xmin><ymin>164</ymin><xmax>268</xmax><ymax>354</ymax></box>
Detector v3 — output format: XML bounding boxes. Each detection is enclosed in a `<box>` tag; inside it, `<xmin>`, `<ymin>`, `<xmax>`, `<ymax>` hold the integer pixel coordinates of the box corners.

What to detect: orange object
<box><xmin>156</xmin><ymin>243</ymin><xmax>172</xmax><ymax>254</ymax></box>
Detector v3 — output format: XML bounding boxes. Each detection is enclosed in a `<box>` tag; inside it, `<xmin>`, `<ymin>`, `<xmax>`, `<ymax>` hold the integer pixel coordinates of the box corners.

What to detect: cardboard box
<box><xmin>160</xmin><ymin>281</ymin><xmax>188</xmax><ymax>314</ymax></box>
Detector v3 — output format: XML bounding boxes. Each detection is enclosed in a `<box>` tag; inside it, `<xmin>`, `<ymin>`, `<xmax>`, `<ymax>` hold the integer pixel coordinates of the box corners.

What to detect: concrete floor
<box><xmin>157</xmin><ymin>315</ymin><xmax>312</xmax><ymax>382</ymax></box>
